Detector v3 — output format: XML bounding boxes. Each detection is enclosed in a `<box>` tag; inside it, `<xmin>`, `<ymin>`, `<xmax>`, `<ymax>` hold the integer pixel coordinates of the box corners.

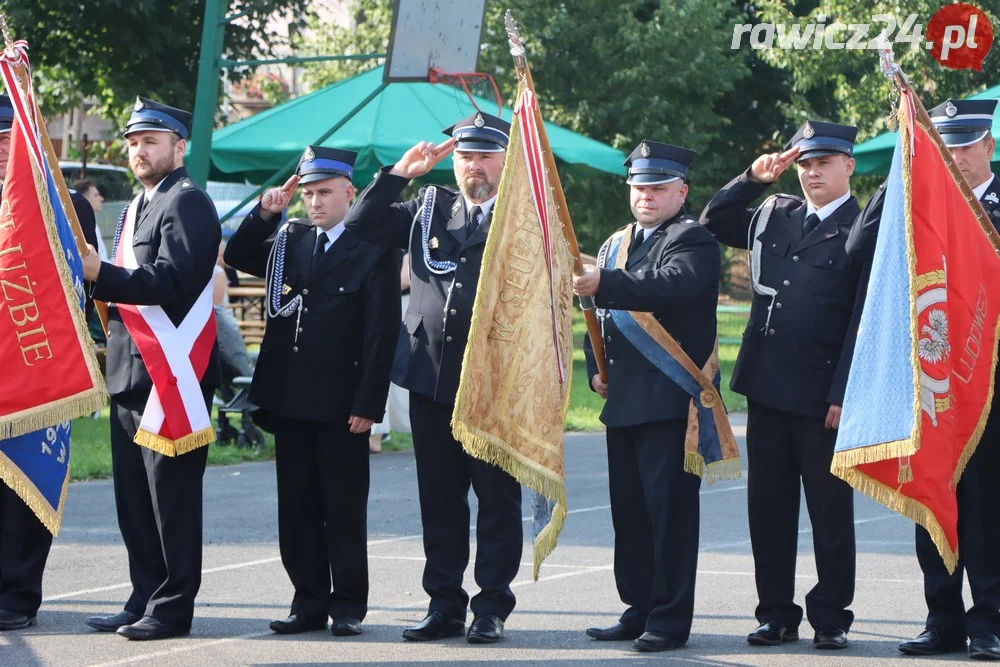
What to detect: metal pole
<box><xmin>219</xmin><ymin>53</ymin><xmax>385</xmax><ymax>68</ymax></box>
<box><xmin>188</xmin><ymin>0</ymin><xmax>225</xmax><ymax>188</ymax></box>
<box><xmin>218</xmin><ymin>82</ymin><xmax>389</xmax><ymax>223</ymax></box>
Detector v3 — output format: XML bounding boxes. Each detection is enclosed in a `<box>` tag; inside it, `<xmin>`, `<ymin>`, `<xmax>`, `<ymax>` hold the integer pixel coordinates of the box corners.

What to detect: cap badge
<box><xmin>303</xmin><ymin>146</ymin><xmax>316</xmax><ymax>162</ymax></box>
<box><xmin>802</xmin><ymin>125</ymin><xmax>815</xmax><ymax>139</ymax></box>
<box><xmin>474</xmin><ymin>113</ymin><xmax>485</xmax><ymax>128</ymax></box>
<box><xmin>134</xmin><ymin>98</ymin><xmax>144</xmax><ymax>112</ymax></box>
<box><xmin>640</xmin><ymin>142</ymin><xmax>651</xmax><ymax>158</ymax></box>
<box><xmin>945</xmin><ymin>101</ymin><xmax>958</xmax><ymax>118</ymax></box>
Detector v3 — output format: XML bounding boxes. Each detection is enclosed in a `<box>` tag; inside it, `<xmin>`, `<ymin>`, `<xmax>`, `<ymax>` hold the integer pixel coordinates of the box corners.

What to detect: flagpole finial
<box><xmin>505</xmin><ymin>10</ymin><xmax>527</xmax><ymax>68</ymax></box>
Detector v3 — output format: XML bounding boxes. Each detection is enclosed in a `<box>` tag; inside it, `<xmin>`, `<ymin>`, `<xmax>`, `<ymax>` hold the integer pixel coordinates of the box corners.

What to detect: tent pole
<box><xmin>218</xmin><ymin>82</ymin><xmax>389</xmax><ymax>224</ymax></box>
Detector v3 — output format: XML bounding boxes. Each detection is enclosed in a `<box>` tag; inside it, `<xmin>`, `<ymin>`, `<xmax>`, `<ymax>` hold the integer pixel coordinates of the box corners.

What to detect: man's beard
<box><xmin>131</xmin><ymin>154</ymin><xmax>175</xmax><ymax>187</ymax></box>
<box><xmin>458</xmin><ymin>174</ymin><xmax>497</xmax><ymax>202</ymax></box>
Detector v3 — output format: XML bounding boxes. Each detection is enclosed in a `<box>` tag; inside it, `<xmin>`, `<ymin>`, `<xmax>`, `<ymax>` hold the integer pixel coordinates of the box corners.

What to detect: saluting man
<box><xmin>82</xmin><ymin>98</ymin><xmax>221</xmax><ymax>641</ymax></box>
<box><xmin>343</xmin><ymin>111</ymin><xmax>522</xmax><ymax>644</ymax></box>
<box><xmin>576</xmin><ymin>140</ymin><xmax>721</xmax><ymax>652</ymax></box>
<box><xmin>224</xmin><ymin>146</ymin><xmax>399</xmax><ymax>638</ymax></box>
<box><xmin>700</xmin><ymin>121</ymin><xmax>866</xmax><ymax>650</ymax></box>
<box><xmin>848</xmin><ymin>99</ymin><xmax>1000</xmax><ymax>661</ymax></box>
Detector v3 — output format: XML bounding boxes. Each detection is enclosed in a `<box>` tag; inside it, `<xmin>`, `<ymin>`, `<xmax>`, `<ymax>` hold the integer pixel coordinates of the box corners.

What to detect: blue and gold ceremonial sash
<box><xmin>604</xmin><ymin>226</ymin><xmax>741</xmax><ymax>482</ymax></box>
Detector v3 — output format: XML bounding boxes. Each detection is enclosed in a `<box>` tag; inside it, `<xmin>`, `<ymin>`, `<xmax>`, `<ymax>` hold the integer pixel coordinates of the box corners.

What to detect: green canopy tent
<box><xmin>200</xmin><ymin>66</ymin><xmax>626</xmax><ymax>219</ymax></box>
<box><xmin>853</xmin><ymin>83</ymin><xmax>1000</xmax><ymax>176</ymax></box>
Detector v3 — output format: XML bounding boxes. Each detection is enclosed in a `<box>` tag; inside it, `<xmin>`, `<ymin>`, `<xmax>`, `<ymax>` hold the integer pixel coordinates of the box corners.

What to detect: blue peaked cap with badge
<box><xmin>929</xmin><ymin>98</ymin><xmax>997</xmax><ymax>148</ymax></box>
<box><xmin>443</xmin><ymin>111</ymin><xmax>511</xmax><ymax>153</ymax></box>
<box><xmin>296</xmin><ymin>145</ymin><xmax>357</xmax><ymax>184</ymax></box>
<box><xmin>785</xmin><ymin>120</ymin><xmax>857</xmax><ymax>162</ymax></box>
<box><xmin>0</xmin><ymin>94</ymin><xmax>13</xmax><ymax>133</ymax></box>
<box><xmin>123</xmin><ymin>97</ymin><xmax>192</xmax><ymax>140</ymax></box>
<box><xmin>624</xmin><ymin>140</ymin><xmax>695</xmax><ymax>185</ymax></box>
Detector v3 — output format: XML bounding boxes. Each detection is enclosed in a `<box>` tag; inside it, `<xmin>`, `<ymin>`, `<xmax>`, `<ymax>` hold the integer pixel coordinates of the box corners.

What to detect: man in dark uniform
<box><xmin>224</xmin><ymin>146</ymin><xmax>399</xmax><ymax>637</ymax></box>
<box><xmin>700</xmin><ymin>121</ymin><xmax>866</xmax><ymax>650</ymax></box>
<box><xmin>848</xmin><ymin>99</ymin><xmax>1000</xmax><ymax>661</ymax></box>
<box><xmin>81</xmin><ymin>98</ymin><xmax>221</xmax><ymax>641</ymax></box>
<box><xmin>0</xmin><ymin>95</ymin><xmax>98</xmax><ymax>632</ymax></box>
<box><xmin>343</xmin><ymin>111</ymin><xmax>521</xmax><ymax>644</ymax></box>
<box><xmin>575</xmin><ymin>141</ymin><xmax>720</xmax><ymax>652</ymax></box>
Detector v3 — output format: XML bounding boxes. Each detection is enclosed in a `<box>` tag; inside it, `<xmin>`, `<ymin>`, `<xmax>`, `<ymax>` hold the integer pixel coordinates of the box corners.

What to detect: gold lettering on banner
<box><xmin>491</xmin><ymin>204</ymin><xmax>543</xmax><ymax>342</ymax></box>
<box><xmin>955</xmin><ymin>285</ymin><xmax>988</xmax><ymax>384</ymax></box>
<box><xmin>1</xmin><ymin>232</ymin><xmax>53</xmax><ymax>366</ymax></box>
<box><xmin>0</xmin><ymin>199</ymin><xmax>13</xmax><ymax>231</ymax></box>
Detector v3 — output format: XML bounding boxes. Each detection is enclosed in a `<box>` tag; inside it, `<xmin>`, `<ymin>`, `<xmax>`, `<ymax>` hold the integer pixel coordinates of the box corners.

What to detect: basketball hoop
<box><xmin>428</xmin><ymin>68</ymin><xmax>502</xmax><ymax>116</ymax></box>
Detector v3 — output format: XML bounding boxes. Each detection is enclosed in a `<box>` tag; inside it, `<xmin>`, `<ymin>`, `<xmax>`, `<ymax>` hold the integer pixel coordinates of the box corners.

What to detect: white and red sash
<box><xmin>114</xmin><ymin>194</ymin><xmax>217</xmax><ymax>456</ymax></box>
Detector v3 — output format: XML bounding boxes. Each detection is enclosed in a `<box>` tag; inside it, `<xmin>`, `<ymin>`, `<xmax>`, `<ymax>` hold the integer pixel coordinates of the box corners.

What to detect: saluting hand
<box><xmin>390</xmin><ymin>139</ymin><xmax>456</xmax><ymax>179</ymax></box>
<box><xmin>749</xmin><ymin>146</ymin><xmax>800</xmax><ymax>183</ymax></box>
<box><xmin>259</xmin><ymin>174</ymin><xmax>299</xmax><ymax>221</ymax></box>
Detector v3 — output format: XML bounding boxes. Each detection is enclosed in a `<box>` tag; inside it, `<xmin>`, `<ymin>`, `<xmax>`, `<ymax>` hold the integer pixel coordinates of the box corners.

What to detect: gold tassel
<box><xmin>704</xmin><ymin>457</ymin><xmax>744</xmax><ymax>485</ymax></box>
<box><xmin>897</xmin><ymin>460</ymin><xmax>914</xmax><ymax>484</ymax></box>
<box><xmin>134</xmin><ymin>426</ymin><xmax>216</xmax><ymax>457</ymax></box>
<box><xmin>683</xmin><ymin>451</ymin><xmax>705</xmax><ymax>478</ymax></box>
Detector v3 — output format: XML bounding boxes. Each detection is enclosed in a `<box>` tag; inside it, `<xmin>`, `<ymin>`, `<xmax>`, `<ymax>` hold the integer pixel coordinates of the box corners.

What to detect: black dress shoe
<box><xmin>585</xmin><ymin>622</ymin><xmax>643</xmax><ymax>641</ymax></box>
<box><xmin>898</xmin><ymin>627</ymin><xmax>967</xmax><ymax>655</ymax></box>
<box><xmin>813</xmin><ymin>628</ymin><xmax>848</xmax><ymax>649</ymax></box>
<box><xmin>467</xmin><ymin>614</ymin><xmax>504</xmax><ymax>644</ymax></box>
<box><xmin>331</xmin><ymin>616</ymin><xmax>363</xmax><ymax>637</ymax></box>
<box><xmin>85</xmin><ymin>610</ymin><xmax>141</xmax><ymax>633</ymax></box>
<box><xmin>970</xmin><ymin>632</ymin><xmax>1000</xmax><ymax>661</ymax></box>
<box><xmin>634</xmin><ymin>631</ymin><xmax>682</xmax><ymax>652</ymax></box>
<box><xmin>0</xmin><ymin>609</ymin><xmax>35</xmax><ymax>631</ymax></box>
<box><xmin>402</xmin><ymin>611</ymin><xmax>465</xmax><ymax>641</ymax></box>
<box><xmin>747</xmin><ymin>622</ymin><xmax>799</xmax><ymax>646</ymax></box>
<box><xmin>269</xmin><ymin>614</ymin><xmax>327</xmax><ymax>634</ymax></box>
<box><xmin>116</xmin><ymin>616</ymin><xmax>190</xmax><ymax>641</ymax></box>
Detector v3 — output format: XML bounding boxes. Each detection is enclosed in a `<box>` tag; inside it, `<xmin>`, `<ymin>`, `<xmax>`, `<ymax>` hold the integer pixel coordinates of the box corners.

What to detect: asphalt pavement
<box><xmin>0</xmin><ymin>416</ymin><xmax>978</xmax><ymax>665</ymax></box>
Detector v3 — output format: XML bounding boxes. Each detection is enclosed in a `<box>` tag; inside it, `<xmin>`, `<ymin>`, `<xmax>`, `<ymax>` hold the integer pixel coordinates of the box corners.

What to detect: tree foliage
<box><xmin>2</xmin><ymin>0</ymin><xmax>311</xmax><ymax>116</ymax></box>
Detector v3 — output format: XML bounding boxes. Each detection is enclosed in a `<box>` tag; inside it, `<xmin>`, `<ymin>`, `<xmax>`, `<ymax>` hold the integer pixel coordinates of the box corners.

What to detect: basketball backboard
<box><xmin>384</xmin><ymin>0</ymin><xmax>487</xmax><ymax>82</ymax></box>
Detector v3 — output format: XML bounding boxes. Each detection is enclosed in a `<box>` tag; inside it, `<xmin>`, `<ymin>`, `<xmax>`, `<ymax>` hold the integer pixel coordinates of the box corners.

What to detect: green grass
<box><xmin>70</xmin><ymin>407</ymin><xmax>276</xmax><ymax>482</ymax></box>
<box><xmin>68</xmin><ymin>308</ymin><xmax>748</xmax><ymax>480</ymax></box>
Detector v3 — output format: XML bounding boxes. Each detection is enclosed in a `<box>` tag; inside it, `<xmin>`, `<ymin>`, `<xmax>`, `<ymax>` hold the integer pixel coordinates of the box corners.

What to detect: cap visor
<box><xmin>939</xmin><ymin>130</ymin><xmax>991</xmax><ymax>148</ymax></box>
<box><xmin>454</xmin><ymin>140</ymin><xmax>506</xmax><ymax>153</ymax></box>
<box><xmin>297</xmin><ymin>172</ymin><xmax>351</xmax><ymax>185</ymax></box>
<box><xmin>626</xmin><ymin>174</ymin><xmax>681</xmax><ymax>185</ymax></box>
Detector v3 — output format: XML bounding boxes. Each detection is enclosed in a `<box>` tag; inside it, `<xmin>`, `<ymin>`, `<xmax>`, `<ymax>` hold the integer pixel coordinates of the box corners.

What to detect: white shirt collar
<box><xmin>316</xmin><ymin>220</ymin><xmax>346</xmax><ymax>250</ymax></box>
<box><xmin>636</xmin><ymin>221</ymin><xmax>665</xmax><ymax>242</ymax></box>
<box><xmin>143</xmin><ymin>176</ymin><xmax>169</xmax><ymax>202</ymax></box>
<box><xmin>465</xmin><ymin>194</ymin><xmax>498</xmax><ymax>222</ymax></box>
<box><xmin>805</xmin><ymin>189</ymin><xmax>852</xmax><ymax>222</ymax></box>
<box><xmin>973</xmin><ymin>174</ymin><xmax>996</xmax><ymax>201</ymax></box>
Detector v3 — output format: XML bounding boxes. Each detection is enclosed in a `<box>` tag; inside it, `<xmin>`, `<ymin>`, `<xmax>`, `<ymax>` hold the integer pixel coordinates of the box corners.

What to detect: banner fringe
<box><xmin>134</xmin><ymin>426</ymin><xmax>215</xmax><ymax>457</ymax></box>
<box><xmin>0</xmin><ymin>454</ymin><xmax>70</xmax><ymax>536</ymax></box>
<box><xmin>0</xmin><ymin>391</ymin><xmax>106</xmax><ymax>441</ymax></box>
<box><xmin>831</xmin><ymin>437</ymin><xmax>916</xmax><ymax>469</ymax></box>
<box><xmin>834</xmin><ymin>466</ymin><xmax>957</xmax><ymax>573</ymax></box>
<box><xmin>705</xmin><ymin>457</ymin><xmax>743</xmax><ymax>485</ymax></box>
<box><xmin>453</xmin><ymin>421</ymin><xmax>566</xmax><ymax>580</ymax></box>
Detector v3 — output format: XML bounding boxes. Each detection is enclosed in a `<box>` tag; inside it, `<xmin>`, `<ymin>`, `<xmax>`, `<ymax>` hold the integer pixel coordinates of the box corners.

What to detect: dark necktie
<box><xmin>803</xmin><ymin>212</ymin><xmax>821</xmax><ymax>236</ymax></box>
<box><xmin>311</xmin><ymin>232</ymin><xmax>328</xmax><ymax>270</ymax></box>
<box><xmin>135</xmin><ymin>193</ymin><xmax>147</xmax><ymax>221</ymax></box>
<box><xmin>629</xmin><ymin>227</ymin><xmax>645</xmax><ymax>256</ymax></box>
<box><xmin>468</xmin><ymin>205</ymin><xmax>482</xmax><ymax>234</ymax></box>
